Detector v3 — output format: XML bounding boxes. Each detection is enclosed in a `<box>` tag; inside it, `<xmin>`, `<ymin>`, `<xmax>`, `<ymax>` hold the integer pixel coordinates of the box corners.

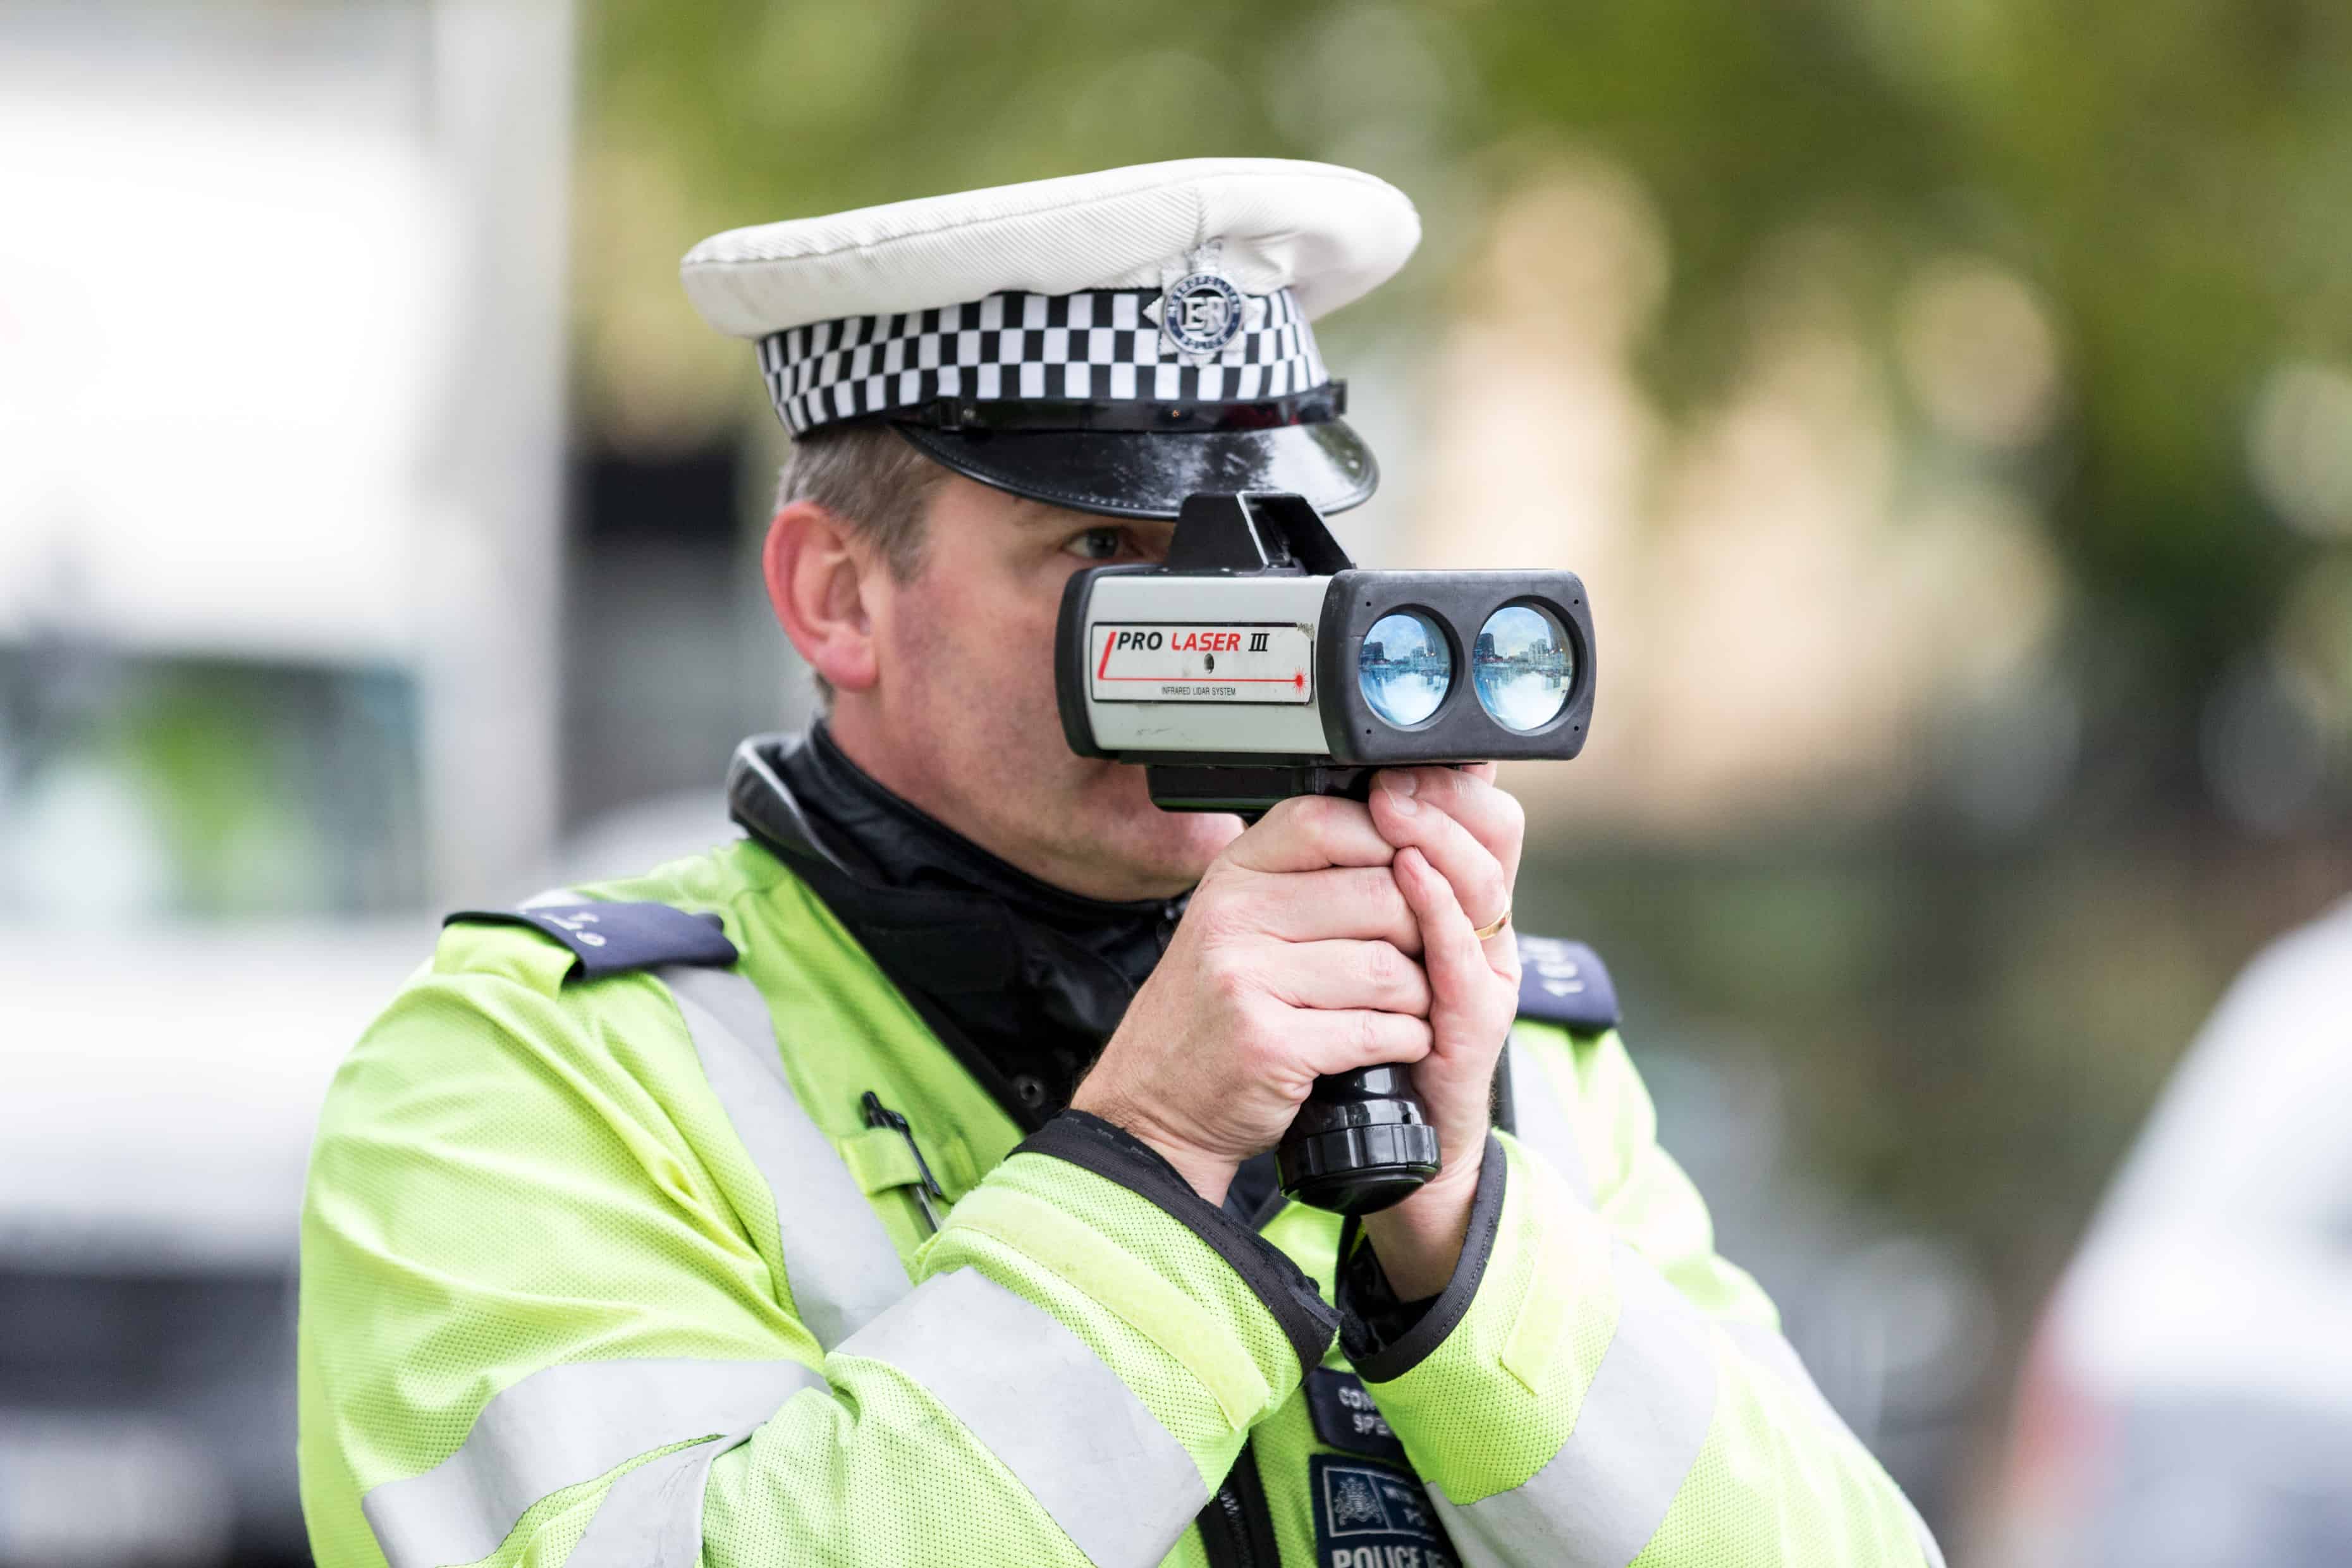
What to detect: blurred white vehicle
<box><xmin>1994</xmin><ymin>896</ymin><xmax>2352</xmax><ymax>1567</ymax></box>
<box><xmin>0</xmin><ymin>809</ymin><xmax>709</xmax><ymax>1568</ymax></box>
<box><xmin>0</xmin><ymin>922</ymin><xmax>431</xmax><ymax>1567</ymax></box>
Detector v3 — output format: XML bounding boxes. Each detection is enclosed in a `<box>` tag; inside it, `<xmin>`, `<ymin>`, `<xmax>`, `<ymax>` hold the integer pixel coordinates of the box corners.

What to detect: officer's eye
<box><xmin>1062</xmin><ymin>527</ymin><xmax>1127</xmax><ymax>561</ymax></box>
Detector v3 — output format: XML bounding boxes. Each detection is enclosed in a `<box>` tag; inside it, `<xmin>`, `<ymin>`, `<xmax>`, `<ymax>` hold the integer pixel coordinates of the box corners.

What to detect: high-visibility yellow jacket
<box><xmin>297</xmin><ymin>833</ymin><xmax>1943</xmax><ymax>1568</ymax></box>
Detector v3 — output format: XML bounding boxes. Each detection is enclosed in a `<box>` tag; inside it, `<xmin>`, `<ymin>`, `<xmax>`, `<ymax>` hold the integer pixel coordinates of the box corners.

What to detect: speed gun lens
<box><xmin>1358</xmin><ymin>611</ymin><xmax>1452</xmax><ymax>727</ymax></box>
<box><xmin>1473</xmin><ymin>605</ymin><xmax>1573</xmax><ymax>732</ymax></box>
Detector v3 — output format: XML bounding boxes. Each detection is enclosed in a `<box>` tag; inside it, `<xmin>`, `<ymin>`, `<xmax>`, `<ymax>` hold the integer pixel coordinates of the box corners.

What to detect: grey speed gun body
<box><xmin>1055</xmin><ymin>491</ymin><xmax>1596</xmax><ymax>814</ymax></box>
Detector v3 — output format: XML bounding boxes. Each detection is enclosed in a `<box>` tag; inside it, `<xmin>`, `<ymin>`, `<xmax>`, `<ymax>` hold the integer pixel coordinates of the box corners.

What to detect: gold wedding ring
<box><xmin>1471</xmin><ymin>908</ymin><xmax>1512</xmax><ymax>942</ymax></box>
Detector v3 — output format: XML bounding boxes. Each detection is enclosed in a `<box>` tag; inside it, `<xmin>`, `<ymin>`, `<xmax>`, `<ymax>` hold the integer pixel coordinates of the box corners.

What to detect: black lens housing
<box><xmin>1317</xmin><ymin>571</ymin><xmax>1593</xmax><ymax>765</ymax></box>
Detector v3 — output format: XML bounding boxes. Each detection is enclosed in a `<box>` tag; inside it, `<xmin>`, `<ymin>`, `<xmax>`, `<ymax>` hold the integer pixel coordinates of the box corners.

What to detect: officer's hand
<box><xmin>1359</xmin><ymin>764</ymin><xmax>1526</xmax><ymax>1297</ymax></box>
<box><xmin>1071</xmin><ymin>795</ymin><xmax>1433</xmax><ymax>1205</ymax></box>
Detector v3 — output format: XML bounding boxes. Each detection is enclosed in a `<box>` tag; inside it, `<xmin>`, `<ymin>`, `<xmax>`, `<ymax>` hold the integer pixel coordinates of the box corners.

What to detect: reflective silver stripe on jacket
<box><xmin>1507</xmin><ymin>1038</ymin><xmax>1595</xmax><ymax>1205</ymax></box>
<box><xmin>1718</xmin><ymin>1323</ymin><xmax>1947</xmax><ymax>1568</ymax></box>
<box><xmin>656</xmin><ymin>964</ymin><xmax>912</xmax><ymax>1349</ymax></box>
<box><xmin>1435</xmin><ymin>1242</ymin><xmax>1717</xmax><ymax>1568</ymax></box>
<box><xmin>360</xmin><ymin>1357</ymin><xmax>823</xmax><ymax>1568</ymax></box>
<box><xmin>836</xmin><ymin>1266</ymin><xmax>1208</xmax><ymax>1566</ymax></box>
<box><xmin>562</xmin><ymin>1419</ymin><xmax>765</xmax><ymax>1568</ymax></box>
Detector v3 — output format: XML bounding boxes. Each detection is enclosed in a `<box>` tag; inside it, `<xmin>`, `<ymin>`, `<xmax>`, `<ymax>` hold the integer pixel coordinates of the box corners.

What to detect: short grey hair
<box><xmin>773</xmin><ymin>422</ymin><xmax>944</xmax><ymax>582</ymax></box>
<box><xmin>773</xmin><ymin>423</ymin><xmax>948</xmax><ymax>705</ymax></box>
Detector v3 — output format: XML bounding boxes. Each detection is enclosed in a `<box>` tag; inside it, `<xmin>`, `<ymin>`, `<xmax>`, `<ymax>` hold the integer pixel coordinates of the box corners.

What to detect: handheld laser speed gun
<box><xmin>1057</xmin><ymin>491</ymin><xmax>1595</xmax><ymax>1215</ymax></box>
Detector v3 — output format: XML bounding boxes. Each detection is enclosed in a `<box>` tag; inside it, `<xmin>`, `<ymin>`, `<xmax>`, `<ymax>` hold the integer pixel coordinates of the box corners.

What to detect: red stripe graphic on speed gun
<box><xmin>1089</xmin><ymin>623</ymin><xmax>1314</xmax><ymax>704</ymax></box>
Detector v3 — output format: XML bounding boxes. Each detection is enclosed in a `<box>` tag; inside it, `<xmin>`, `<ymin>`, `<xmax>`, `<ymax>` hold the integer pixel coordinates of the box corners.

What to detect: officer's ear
<box><xmin>763</xmin><ymin>501</ymin><xmax>881</xmax><ymax>697</ymax></box>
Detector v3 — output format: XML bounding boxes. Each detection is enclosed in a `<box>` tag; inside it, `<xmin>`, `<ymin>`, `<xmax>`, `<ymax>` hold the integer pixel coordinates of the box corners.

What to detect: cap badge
<box><xmin>1160</xmin><ymin>269</ymin><xmax>1247</xmax><ymax>358</ymax></box>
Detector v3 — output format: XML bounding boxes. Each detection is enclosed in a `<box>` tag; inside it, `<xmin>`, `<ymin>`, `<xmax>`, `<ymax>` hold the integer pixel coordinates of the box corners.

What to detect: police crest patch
<box><xmin>1160</xmin><ymin>269</ymin><xmax>1247</xmax><ymax>357</ymax></box>
<box><xmin>1309</xmin><ymin>1455</ymin><xmax>1458</xmax><ymax>1568</ymax></box>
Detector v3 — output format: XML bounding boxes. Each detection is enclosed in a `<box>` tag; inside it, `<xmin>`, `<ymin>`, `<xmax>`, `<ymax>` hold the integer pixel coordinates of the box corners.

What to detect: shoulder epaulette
<box><xmin>443</xmin><ymin>900</ymin><xmax>738</xmax><ymax>981</ymax></box>
<box><xmin>1514</xmin><ymin>934</ymin><xmax>1619</xmax><ymax>1032</ymax></box>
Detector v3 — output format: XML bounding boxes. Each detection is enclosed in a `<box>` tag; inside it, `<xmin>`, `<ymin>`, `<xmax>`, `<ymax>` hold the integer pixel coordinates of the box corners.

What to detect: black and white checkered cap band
<box><xmin>757</xmin><ymin>287</ymin><xmax>1330</xmax><ymax>436</ymax></box>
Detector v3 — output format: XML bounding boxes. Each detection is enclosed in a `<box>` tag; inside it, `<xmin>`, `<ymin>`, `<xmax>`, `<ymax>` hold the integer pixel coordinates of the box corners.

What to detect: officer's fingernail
<box><xmin>1384</xmin><ymin>775</ymin><xmax>1419</xmax><ymax>812</ymax></box>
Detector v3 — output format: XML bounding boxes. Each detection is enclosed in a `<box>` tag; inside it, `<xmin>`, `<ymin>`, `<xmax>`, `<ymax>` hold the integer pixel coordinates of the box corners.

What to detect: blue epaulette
<box><xmin>1514</xmin><ymin>934</ymin><xmax>1619</xmax><ymax>1032</ymax></box>
<box><xmin>443</xmin><ymin>900</ymin><xmax>739</xmax><ymax>981</ymax></box>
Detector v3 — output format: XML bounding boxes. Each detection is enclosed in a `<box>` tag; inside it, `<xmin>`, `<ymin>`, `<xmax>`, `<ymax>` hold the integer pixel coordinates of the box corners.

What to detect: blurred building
<box><xmin>0</xmin><ymin>0</ymin><xmax>572</xmax><ymax>916</ymax></box>
<box><xmin>0</xmin><ymin>4</ymin><xmax>571</xmax><ymax>1562</ymax></box>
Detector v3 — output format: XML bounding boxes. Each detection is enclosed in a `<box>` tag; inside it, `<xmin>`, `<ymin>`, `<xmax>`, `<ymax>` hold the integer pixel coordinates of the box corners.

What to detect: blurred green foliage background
<box><xmin>584</xmin><ymin>0</ymin><xmax>2352</xmax><ymax>690</ymax></box>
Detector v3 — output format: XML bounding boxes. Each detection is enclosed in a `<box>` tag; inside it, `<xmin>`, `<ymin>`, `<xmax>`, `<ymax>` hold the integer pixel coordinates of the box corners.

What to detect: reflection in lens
<box><xmin>1473</xmin><ymin>605</ymin><xmax>1573</xmax><ymax>731</ymax></box>
<box><xmin>1359</xmin><ymin>611</ymin><xmax>1452</xmax><ymax>726</ymax></box>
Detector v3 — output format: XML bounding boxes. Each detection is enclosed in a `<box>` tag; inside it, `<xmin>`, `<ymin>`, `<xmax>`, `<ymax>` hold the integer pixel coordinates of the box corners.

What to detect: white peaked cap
<box><xmin>680</xmin><ymin>158</ymin><xmax>1421</xmax><ymax>340</ymax></box>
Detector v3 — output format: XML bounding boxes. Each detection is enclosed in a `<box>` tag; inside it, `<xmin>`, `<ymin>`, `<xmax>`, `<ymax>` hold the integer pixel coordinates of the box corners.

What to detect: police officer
<box><xmin>298</xmin><ymin>160</ymin><xmax>1944</xmax><ymax>1568</ymax></box>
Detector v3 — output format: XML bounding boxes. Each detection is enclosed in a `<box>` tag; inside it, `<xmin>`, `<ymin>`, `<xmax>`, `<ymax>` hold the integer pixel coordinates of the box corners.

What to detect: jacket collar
<box><xmin>726</xmin><ymin>728</ymin><xmax>1187</xmax><ymax>1123</ymax></box>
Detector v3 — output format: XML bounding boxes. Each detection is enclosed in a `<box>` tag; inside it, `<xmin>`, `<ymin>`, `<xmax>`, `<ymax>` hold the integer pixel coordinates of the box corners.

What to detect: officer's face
<box><xmin>848</xmin><ymin>473</ymin><xmax>1245</xmax><ymax>900</ymax></box>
